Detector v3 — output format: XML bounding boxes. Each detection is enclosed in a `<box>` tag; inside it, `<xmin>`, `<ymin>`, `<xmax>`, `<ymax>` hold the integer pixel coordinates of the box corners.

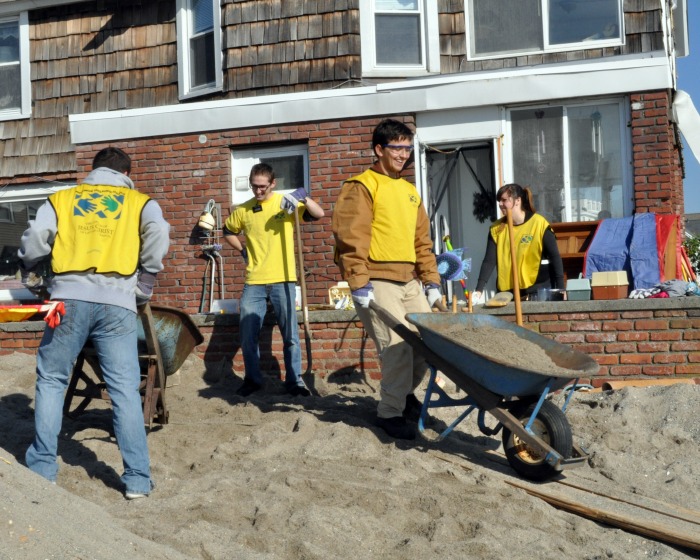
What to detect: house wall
<box><xmin>1</xmin><ymin>0</ymin><xmax>670</xmax><ymax>180</ymax></box>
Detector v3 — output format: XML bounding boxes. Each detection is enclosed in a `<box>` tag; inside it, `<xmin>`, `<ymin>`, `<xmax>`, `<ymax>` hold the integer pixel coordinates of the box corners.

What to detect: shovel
<box><xmin>293</xmin><ymin>209</ymin><xmax>313</xmax><ymax>378</ymax></box>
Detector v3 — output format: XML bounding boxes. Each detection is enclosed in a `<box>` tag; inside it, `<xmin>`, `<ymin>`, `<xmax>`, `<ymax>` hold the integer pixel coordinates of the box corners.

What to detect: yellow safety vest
<box><xmin>49</xmin><ymin>184</ymin><xmax>150</xmax><ymax>275</ymax></box>
<box><xmin>346</xmin><ymin>169</ymin><xmax>421</xmax><ymax>263</ymax></box>
<box><xmin>492</xmin><ymin>213</ymin><xmax>549</xmax><ymax>291</ymax></box>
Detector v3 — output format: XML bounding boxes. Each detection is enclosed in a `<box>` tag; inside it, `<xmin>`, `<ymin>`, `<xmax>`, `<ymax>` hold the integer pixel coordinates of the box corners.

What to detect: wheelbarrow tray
<box><xmin>137</xmin><ymin>305</ymin><xmax>204</xmax><ymax>376</ymax></box>
<box><xmin>405</xmin><ymin>312</ymin><xmax>599</xmax><ymax>398</ymax></box>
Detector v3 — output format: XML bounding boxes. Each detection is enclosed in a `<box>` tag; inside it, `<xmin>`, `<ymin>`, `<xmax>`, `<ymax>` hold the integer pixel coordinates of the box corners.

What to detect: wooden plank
<box><xmin>507</xmin><ymin>479</ymin><xmax>700</xmax><ymax>552</ymax></box>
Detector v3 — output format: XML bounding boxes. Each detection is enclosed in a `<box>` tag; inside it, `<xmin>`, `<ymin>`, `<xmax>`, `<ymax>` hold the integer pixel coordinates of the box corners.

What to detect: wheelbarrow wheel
<box><xmin>502</xmin><ymin>400</ymin><xmax>573</xmax><ymax>481</ymax></box>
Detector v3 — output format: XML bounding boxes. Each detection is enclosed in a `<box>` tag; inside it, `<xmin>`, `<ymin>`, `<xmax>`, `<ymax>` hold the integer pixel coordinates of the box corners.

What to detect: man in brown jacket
<box><xmin>332</xmin><ymin>119</ymin><xmax>441</xmax><ymax>440</ymax></box>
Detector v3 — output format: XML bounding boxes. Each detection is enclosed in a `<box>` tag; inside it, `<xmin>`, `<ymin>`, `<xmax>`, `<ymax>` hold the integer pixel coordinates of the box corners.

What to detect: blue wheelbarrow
<box><xmin>370</xmin><ymin>302</ymin><xmax>599</xmax><ymax>481</ymax></box>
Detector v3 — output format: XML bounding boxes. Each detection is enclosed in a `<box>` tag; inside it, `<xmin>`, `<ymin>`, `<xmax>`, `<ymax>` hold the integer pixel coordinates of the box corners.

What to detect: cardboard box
<box><xmin>591</xmin><ymin>271</ymin><xmax>629</xmax><ymax>300</ymax></box>
<box><xmin>566</xmin><ymin>277</ymin><xmax>591</xmax><ymax>301</ymax></box>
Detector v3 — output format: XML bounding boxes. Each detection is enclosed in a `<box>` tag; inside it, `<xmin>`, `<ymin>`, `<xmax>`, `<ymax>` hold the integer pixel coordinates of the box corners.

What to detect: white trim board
<box><xmin>70</xmin><ymin>52</ymin><xmax>673</xmax><ymax>145</ymax></box>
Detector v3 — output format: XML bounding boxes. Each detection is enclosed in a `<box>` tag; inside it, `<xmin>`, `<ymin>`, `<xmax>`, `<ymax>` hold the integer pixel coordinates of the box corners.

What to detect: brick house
<box><xmin>1</xmin><ymin>0</ymin><xmax>698</xmax><ymax>383</ymax></box>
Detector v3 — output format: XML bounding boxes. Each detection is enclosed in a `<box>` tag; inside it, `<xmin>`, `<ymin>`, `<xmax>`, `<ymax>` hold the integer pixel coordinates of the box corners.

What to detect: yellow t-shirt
<box><xmin>224</xmin><ymin>193</ymin><xmax>302</xmax><ymax>284</ymax></box>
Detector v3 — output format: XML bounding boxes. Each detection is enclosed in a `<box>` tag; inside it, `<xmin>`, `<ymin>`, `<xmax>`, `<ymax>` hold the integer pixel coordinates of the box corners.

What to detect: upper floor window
<box><xmin>231</xmin><ymin>145</ymin><xmax>309</xmax><ymax>207</ymax></box>
<box><xmin>176</xmin><ymin>0</ymin><xmax>222</xmax><ymax>100</ymax></box>
<box><xmin>0</xmin><ymin>12</ymin><xmax>30</xmax><ymax>121</ymax></box>
<box><xmin>506</xmin><ymin>99</ymin><xmax>630</xmax><ymax>223</ymax></box>
<box><xmin>360</xmin><ymin>0</ymin><xmax>439</xmax><ymax>78</ymax></box>
<box><xmin>468</xmin><ymin>0</ymin><xmax>623</xmax><ymax>59</ymax></box>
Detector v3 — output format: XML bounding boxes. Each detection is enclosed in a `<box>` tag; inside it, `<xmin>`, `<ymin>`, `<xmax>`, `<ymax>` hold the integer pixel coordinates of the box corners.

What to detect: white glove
<box><xmin>425</xmin><ymin>283</ymin><xmax>442</xmax><ymax>308</ymax></box>
<box><xmin>280</xmin><ymin>188</ymin><xmax>308</xmax><ymax>214</ymax></box>
<box><xmin>351</xmin><ymin>283</ymin><xmax>375</xmax><ymax>309</ymax></box>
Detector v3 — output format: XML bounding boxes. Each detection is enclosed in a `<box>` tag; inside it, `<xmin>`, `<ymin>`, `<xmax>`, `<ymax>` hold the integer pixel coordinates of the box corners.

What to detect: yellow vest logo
<box><xmin>520</xmin><ymin>234</ymin><xmax>534</xmax><ymax>245</ymax></box>
<box><xmin>73</xmin><ymin>192</ymin><xmax>124</xmax><ymax>219</ymax></box>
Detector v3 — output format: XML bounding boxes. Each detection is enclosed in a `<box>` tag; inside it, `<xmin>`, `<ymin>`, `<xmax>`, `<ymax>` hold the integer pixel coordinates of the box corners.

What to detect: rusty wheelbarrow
<box><xmin>370</xmin><ymin>302</ymin><xmax>599</xmax><ymax>481</ymax></box>
<box><xmin>63</xmin><ymin>304</ymin><xmax>203</xmax><ymax>427</ymax></box>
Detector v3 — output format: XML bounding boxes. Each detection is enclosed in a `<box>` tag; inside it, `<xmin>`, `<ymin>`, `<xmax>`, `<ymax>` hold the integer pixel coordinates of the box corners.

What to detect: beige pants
<box><xmin>355</xmin><ymin>279</ymin><xmax>432</xmax><ymax>418</ymax></box>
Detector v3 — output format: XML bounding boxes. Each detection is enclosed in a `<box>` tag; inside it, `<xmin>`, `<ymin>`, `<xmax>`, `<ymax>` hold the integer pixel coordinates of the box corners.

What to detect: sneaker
<box><xmin>287</xmin><ymin>385</ymin><xmax>311</xmax><ymax>397</ymax></box>
<box><xmin>236</xmin><ymin>379</ymin><xmax>263</xmax><ymax>397</ymax></box>
<box><xmin>125</xmin><ymin>491</ymin><xmax>148</xmax><ymax>500</ymax></box>
<box><xmin>375</xmin><ymin>416</ymin><xmax>416</xmax><ymax>440</ymax></box>
<box><xmin>403</xmin><ymin>393</ymin><xmax>423</xmax><ymax>423</ymax></box>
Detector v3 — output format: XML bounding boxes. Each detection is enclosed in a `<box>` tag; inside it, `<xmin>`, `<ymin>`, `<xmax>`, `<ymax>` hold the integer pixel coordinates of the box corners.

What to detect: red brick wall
<box><xmin>4</xmin><ymin>307</ymin><xmax>699</xmax><ymax>386</ymax></box>
<box><xmin>630</xmin><ymin>91</ymin><xmax>685</xmax><ymax>216</ymax></box>
<box><xmin>75</xmin><ymin>116</ymin><xmax>415</xmax><ymax>315</ymax></box>
<box><xmin>199</xmin><ymin>318</ymin><xmax>381</xmax><ymax>381</ymax></box>
<box><xmin>519</xmin><ymin>308</ymin><xmax>700</xmax><ymax>383</ymax></box>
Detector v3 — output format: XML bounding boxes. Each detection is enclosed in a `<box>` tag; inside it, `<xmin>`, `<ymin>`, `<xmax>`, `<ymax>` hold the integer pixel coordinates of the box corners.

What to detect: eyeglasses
<box><xmin>250</xmin><ymin>183</ymin><xmax>272</xmax><ymax>191</ymax></box>
<box><xmin>382</xmin><ymin>144</ymin><xmax>414</xmax><ymax>155</ymax></box>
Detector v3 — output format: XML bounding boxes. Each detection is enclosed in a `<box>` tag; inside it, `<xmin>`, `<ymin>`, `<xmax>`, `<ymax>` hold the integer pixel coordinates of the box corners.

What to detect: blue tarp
<box><xmin>584</xmin><ymin>214</ymin><xmax>660</xmax><ymax>290</ymax></box>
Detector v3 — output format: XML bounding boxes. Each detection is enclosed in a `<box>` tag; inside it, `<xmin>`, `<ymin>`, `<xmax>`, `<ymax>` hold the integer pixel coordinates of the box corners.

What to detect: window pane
<box><xmin>190</xmin><ymin>31</ymin><xmax>214</xmax><ymax>87</ymax></box>
<box><xmin>0</xmin><ymin>21</ymin><xmax>20</xmax><ymax>63</ymax></box>
<box><xmin>376</xmin><ymin>0</ymin><xmax>418</xmax><ymax>10</ymax></box>
<box><xmin>548</xmin><ymin>0</ymin><xmax>620</xmax><ymax>45</ymax></box>
<box><xmin>567</xmin><ymin>104</ymin><xmax>624</xmax><ymax>220</ymax></box>
<box><xmin>0</xmin><ymin>65</ymin><xmax>21</xmax><ymax>111</ymax></box>
<box><xmin>375</xmin><ymin>14</ymin><xmax>422</xmax><ymax>65</ymax></box>
<box><xmin>191</xmin><ymin>0</ymin><xmax>214</xmax><ymax>35</ymax></box>
<box><xmin>511</xmin><ymin>107</ymin><xmax>565</xmax><ymax>223</ymax></box>
<box><xmin>471</xmin><ymin>0</ymin><xmax>543</xmax><ymax>56</ymax></box>
<box><xmin>260</xmin><ymin>156</ymin><xmax>305</xmax><ymax>191</ymax></box>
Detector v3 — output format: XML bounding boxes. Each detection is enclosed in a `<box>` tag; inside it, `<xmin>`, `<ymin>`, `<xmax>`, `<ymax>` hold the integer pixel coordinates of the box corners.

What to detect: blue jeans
<box><xmin>239</xmin><ymin>282</ymin><xmax>304</xmax><ymax>388</ymax></box>
<box><xmin>25</xmin><ymin>300</ymin><xmax>153</xmax><ymax>495</ymax></box>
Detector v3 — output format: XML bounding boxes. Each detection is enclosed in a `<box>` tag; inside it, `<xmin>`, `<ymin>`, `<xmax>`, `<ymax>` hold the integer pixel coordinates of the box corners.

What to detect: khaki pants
<box><xmin>356</xmin><ymin>279</ymin><xmax>432</xmax><ymax>418</ymax></box>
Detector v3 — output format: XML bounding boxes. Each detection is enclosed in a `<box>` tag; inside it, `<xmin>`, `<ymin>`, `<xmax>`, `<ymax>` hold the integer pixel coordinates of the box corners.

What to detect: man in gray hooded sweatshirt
<box><xmin>19</xmin><ymin>146</ymin><xmax>170</xmax><ymax>499</ymax></box>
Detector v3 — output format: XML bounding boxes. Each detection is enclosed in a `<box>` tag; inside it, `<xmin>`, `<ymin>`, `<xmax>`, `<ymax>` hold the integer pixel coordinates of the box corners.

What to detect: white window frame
<box><xmin>466</xmin><ymin>0</ymin><xmax>624</xmax><ymax>61</ymax></box>
<box><xmin>175</xmin><ymin>0</ymin><xmax>223</xmax><ymax>100</ymax></box>
<box><xmin>230</xmin><ymin>145</ymin><xmax>310</xmax><ymax>207</ymax></box>
<box><xmin>503</xmin><ymin>97</ymin><xmax>633</xmax><ymax>222</ymax></box>
<box><xmin>360</xmin><ymin>0</ymin><xmax>440</xmax><ymax>78</ymax></box>
<box><xmin>0</xmin><ymin>12</ymin><xmax>31</xmax><ymax>121</ymax></box>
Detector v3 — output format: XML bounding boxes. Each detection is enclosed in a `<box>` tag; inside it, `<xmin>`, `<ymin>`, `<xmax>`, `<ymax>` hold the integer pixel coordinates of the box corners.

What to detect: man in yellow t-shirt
<box><xmin>223</xmin><ymin>163</ymin><xmax>325</xmax><ymax>397</ymax></box>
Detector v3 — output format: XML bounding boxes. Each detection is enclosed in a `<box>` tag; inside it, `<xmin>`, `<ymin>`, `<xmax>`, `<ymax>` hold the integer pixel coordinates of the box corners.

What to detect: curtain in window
<box><xmin>511</xmin><ymin>107</ymin><xmax>564</xmax><ymax>223</ymax></box>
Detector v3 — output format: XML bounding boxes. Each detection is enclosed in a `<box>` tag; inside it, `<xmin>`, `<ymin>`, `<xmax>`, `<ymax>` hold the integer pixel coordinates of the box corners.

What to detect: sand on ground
<box><xmin>1</xmin><ymin>351</ymin><xmax>699</xmax><ymax>559</ymax></box>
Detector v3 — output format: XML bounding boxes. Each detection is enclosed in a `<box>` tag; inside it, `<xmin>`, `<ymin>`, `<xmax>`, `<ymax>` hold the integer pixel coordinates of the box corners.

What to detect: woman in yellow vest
<box><xmin>473</xmin><ymin>184</ymin><xmax>564</xmax><ymax>302</ymax></box>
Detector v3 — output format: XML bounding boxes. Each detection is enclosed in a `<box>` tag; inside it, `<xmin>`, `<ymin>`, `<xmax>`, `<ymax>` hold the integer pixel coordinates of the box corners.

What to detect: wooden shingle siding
<box><xmin>2</xmin><ymin>0</ymin><xmax>177</xmax><ymax>179</ymax></box>
<box><xmin>221</xmin><ymin>1</ymin><xmax>361</xmax><ymax>98</ymax></box>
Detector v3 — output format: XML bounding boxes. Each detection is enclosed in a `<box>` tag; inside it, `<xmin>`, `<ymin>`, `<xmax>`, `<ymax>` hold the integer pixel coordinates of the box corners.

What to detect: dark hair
<box><xmin>372</xmin><ymin>119</ymin><xmax>414</xmax><ymax>151</ymax></box>
<box><xmin>497</xmin><ymin>183</ymin><xmax>536</xmax><ymax>213</ymax></box>
<box><xmin>92</xmin><ymin>147</ymin><xmax>131</xmax><ymax>174</ymax></box>
<box><xmin>249</xmin><ymin>162</ymin><xmax>275</xmax><ymax>182</ymax></box>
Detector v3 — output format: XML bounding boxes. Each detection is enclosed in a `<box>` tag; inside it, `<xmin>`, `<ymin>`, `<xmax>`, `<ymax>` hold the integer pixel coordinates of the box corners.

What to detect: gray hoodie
<box><xmin>18</xmin><ymin>167</ymin><xmax>170</xmax><ymax>312</ymax></box>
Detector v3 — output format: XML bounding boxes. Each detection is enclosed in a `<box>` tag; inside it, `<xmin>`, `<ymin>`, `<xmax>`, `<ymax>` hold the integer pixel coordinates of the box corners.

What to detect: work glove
<box><xmin>425</xmin><ymin>283</ymin><xmax>442</xmax><ymax>309</ymax></box>
<box><xmin>351</xmin><ymin>282</ymin><xmax>374</xmax><ymax>309</ymax></box>
<box><xmin>135</xmin><ymin>271</ymin><xmax>157</xmax><ymax>306</ymax></box>
<box><xmin>240</xmin><ymin>247</ymin><xmax>249</xmax><ymax>264</ymax></box>
<box><xmin>280</xmin><ymin>188</ymin><xmax>308</xmax><ymax>214</ymax></box>
<box><xmin>20</xmin><ymin>264</ymin><xmax>50</xmax><ymax>299</ymax></box>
